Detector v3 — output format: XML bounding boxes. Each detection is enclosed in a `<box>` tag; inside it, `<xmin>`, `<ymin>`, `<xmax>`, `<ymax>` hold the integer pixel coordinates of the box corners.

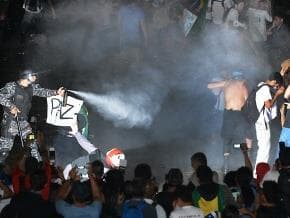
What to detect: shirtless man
<box><xmin>208</xmin><ymin>71</ymin><xmax>252</xmax><ymax>174</ymax></box>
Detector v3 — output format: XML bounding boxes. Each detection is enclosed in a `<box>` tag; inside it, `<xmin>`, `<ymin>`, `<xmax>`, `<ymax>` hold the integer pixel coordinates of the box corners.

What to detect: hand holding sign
<box><xmin>46</xmin><ymin>95</ymin><xmax>83</xmax><ymax>127</ymax></box>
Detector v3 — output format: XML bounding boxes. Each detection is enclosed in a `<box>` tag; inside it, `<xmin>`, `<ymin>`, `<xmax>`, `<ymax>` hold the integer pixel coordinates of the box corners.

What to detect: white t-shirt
<box><xmin>255</xmin><ymin>83</ymin><xmax>277</xmax><ymax>124</ymax></box>
<box><xmin>225</xmin><ymin>8</ymin><xmax>246</xmax><ymax>29</ymax></box>
<box><xmin>169</xmin><ymin>205</ymin><xmax>204</xmax><ymax>218</ymax></box>
<box><xmin>247</xmin><ymin>8</ymin><xmax>272</xmax><ymax>41</ymax></box>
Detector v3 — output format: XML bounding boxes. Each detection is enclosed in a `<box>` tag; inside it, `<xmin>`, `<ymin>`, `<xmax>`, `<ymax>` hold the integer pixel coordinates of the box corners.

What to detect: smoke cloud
<box><xmin>25</xmin><ymin>0</ymin><xmax>290</xmax><ymax>179</ymax></box>
<box><xmin>70</xmin><ymin>90</ymin><xmax>161</xmax><ymax>128</ymax></box>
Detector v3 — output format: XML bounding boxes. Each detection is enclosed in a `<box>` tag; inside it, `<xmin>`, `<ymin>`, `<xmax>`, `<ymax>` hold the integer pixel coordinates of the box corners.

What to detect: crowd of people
<box><xmin>0</xmin><ymin>135</ymin><xmax>289</xmax><ymax>217</ymax></box>
<box><xmin>0</xmin><ymin>0</ymin><xmax>290</xmax><ymax>217</ymax></box>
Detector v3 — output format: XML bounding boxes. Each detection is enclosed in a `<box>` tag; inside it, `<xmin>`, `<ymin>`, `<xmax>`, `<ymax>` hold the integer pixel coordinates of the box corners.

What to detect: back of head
<box><xmin>71</xmin><ymin>181</ymin><xmax>93</xmax><ymax>204</ymax></box>
<box><xmin>166</xmin><ymin>168</ymin><xmax>183</xmax><ymax>186</ymax></box>
<box><xmin>91</xmin><ymin>160</ymin><xmax>104</xmax><ymax>179</ymax></box>
<box><xmin>134</xmin><ymin>163</ymin><xmax>152</xmax><ymax>180</ymax></box>
<box><xmin>268</xmin><ymin>72</ymin><xmax>283</xmax><ymax>86</ymax></box>
<box><xmin>174</xmin><ymin>185</ymin><xmax>193</xmax><ymax>203</ymax></box>
<box><xmin>196</xmin><ymin>165</ymin><xmax>213</xmax><ymax>184</ymax></box>
<box><xmin>25</xmin><ymin>156</ymin><xmax>39</xmax><ymax>175</ymax></box>
<box><xmin>231</xmin><ymin>71</ymin><xmax>245</xmax><ymax>80</ymax></box>
<box><xmin>262</xmin><ymin>181</ymin><xmax>280</xmax><ymax>204</ymax></box>
<box><xmin>222</xmin><ymin>204</ymin><xmax>239</xmax><ymax>218</ymax></box>
<box><xmin>191</xmin><ymin>152</ymin><xmax>207</xmax><ymax>168</ymax></box>
<box><xmin>104</xmin><ymin>168</ymin><xmax>125</xmax><ymax>189</ymax></box>
<box><xmin>130</xmin><ymin>178</ymin><xmax>146</xmax><ymax>198</ymax></box>
<box><xmin>236</xmin><ymin>166</ymin><xmax>252</xmax><ymax>186</ymax></box>
<box><xmin>223</xmin><ymin>171</ymin><xmax>237</xmax><ymax>188</ymax></box>
<box><xmin>30</xmin><ymin>169</ymin><xmax>47</xmax><ymax>191</ymax></box>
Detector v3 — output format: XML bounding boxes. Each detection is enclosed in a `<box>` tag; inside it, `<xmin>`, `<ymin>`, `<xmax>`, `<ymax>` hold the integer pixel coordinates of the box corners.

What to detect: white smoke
<box><xmin>70</xmin><ymin>90</ymin><xmax>161</xmax><ymax>128</ymax></box>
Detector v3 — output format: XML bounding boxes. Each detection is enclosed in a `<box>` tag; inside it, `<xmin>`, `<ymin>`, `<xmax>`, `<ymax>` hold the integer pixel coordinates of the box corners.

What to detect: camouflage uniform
<box><xmin>0</xmin><ymin>81</ymin><xmax>57</xmax><ymax>149</ymax></box>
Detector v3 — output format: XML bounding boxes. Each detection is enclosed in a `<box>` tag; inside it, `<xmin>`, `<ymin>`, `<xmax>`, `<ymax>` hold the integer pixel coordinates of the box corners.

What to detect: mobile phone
<box><xmin>49</xmin><ymin>147</ymin><xmax>55</xmax><ymax>164</ymax></box>
<box><xmin>233</xmin><ymin>143</ymin><xmax>240</xmax><ymax>148</ymax></box>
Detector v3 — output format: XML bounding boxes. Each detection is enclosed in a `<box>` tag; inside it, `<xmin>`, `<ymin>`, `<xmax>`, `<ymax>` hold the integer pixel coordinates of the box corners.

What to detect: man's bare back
<box><xmin>208</xmin><ymin>79</ymin><xmax>249</xmax><ymax>111</ymax></box>
<box><xmin>224</xmin><ymin>80</ymin><xmax>248</xmax><ymax>110</ymax></box>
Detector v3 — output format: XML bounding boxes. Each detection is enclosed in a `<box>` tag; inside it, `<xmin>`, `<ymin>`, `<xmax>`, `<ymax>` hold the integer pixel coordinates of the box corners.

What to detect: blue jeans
<box><xmin>278</xmin><ymin>127</ymin><xmax>290</xmax><ymax>157</ymax></box>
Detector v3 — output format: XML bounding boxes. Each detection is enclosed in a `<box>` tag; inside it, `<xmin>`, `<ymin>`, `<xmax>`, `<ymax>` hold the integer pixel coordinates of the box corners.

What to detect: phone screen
<box><xmin>233</xmin><ymin>144</ymin><xmax>240</xmax><ymax>148</ymax></box>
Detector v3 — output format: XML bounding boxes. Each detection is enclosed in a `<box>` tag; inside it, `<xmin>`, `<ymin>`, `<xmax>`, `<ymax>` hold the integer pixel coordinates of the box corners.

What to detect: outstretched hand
<box><xmin>10</xmin><ymin>106</ymin><xmax>20</xmax><ymax>117</ymax></box>
<box><xmin>57</xmin><ymin>87</ymin><xmax>66</xmax><ymax>96</ymax></box>
<box><xmin>240</xmin><ymin>143</ymin><xmax>248</xmax><ymax>153</ymax></box>
<box><xmin>69</xmin><ymin>120</ymin><xmax>78</xmax><ymax>135</ymax></box>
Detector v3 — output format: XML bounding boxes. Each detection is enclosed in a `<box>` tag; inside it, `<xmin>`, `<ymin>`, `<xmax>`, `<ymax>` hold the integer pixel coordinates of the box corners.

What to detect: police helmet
<box><xmin>19</xmin><ymin>70</ymin><xmax>38</xmax><ymax>80</ymax></box>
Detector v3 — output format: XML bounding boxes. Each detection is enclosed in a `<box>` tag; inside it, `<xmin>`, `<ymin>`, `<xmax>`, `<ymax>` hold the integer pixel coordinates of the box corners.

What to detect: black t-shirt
<box><xmin>155</xmin><ymin>191</ymin><xmax>175</xmax><ymax>217</ymax></box>
<box><xmin>0</xmin><ymin>192</ymin><xmax>58</xmax><ymax>218</ymax></box>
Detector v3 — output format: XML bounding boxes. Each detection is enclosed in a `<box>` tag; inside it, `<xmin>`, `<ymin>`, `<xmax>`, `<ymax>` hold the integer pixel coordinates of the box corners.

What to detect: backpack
<box><xmin>192</xmin><ymin>185</ymin><xmax>224</xmax><ymax>217</ymax></box>
<box><xmin>241</xmin><ymin>84</ymin><xmax>270</xmax><ymax>125</ymax></box>
<box><xmin>122</xmin><ymin>200</ymin><xmax>146</xmax><ymax>218</ymax></box>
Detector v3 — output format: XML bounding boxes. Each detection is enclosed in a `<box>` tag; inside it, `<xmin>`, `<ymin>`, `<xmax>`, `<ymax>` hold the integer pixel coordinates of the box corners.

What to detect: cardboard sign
<box><xmin>183</xmin><ymin>8</ymin><xmax>197</xmax><ymax>37</ymax></box>
<box><xmin>46</xmin><ymin>95</ymin><xmax>83</xmax><ymax>127</ymax></box>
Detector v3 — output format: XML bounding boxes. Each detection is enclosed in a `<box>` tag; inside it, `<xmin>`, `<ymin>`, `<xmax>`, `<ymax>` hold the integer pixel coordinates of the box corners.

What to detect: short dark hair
<box><xmin>196</xmin><ymin>165</ymin><xmax>213</xmax><ymax>184</ymax></box>
<box><xmin>166</xmin><ymin>168</ymin><xmax>183</xmax><ymax>186</ymax></box>
<box><xmin>104</xmin><ymin>169</ymin><xmax>125</xmax><ymax>189</ymax></box>
<box><xmin>174</xmin><ymin>185</ymin><xmax>193</xmax><ymax>203</ymax></box>
<box><xmin>134</xmin><ymin>163</ymin><xmax>152</xmax><ymax>180</ymax></box>
<box><xmin>191</xmin><ymin>152</ymin><xmax>207</xmax><ymax>166</ymax></box>
<box><xmin>91</xmin><ymin>160</ymin><xmax>104</xmax><ymax>179</ymax></box>
<box><xmin>274</xmin><ymin>11</ymin><xmax>285</xmax><ymax>19</ymax></box>
<box><xmin>130</xmin><ymin>179</ymin><xmax>146</xmax><ymax>198</ymax></box>
<box><xmin>268</xmin><ymin>72</ymin><xmax>283</xmax><ymax>85</ymax></box>
<box><xmin>236</xmin><ymin>166</ymin><xmax>253</xmax><ymax>186</ymax></box>
<box><xmin>224</xmin><ymin>171</ymin><xmax>237</xmax><ymax>188</ymax></box>
<box><xmin>71</xmin><ymin>181</ymin><xmax>93</xmax><ymax>204</ymax></box>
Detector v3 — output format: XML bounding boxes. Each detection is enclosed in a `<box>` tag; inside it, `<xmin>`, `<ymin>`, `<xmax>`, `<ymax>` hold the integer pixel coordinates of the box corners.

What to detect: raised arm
<box><xmin>89</xmin><ymin>175</ymin><xmax>104</xmax><ymax>202</ymax></box>
<box><xmin>70</xmin><ymin>122</ymin><xmax>97</xmax><ymax>154</ymax></box>
<box><xmin>207</xmin><ymin>80</ymin><xmax>227</xmax><ymax>89</ymax></box>
<box><xmin>32</xmin><ymin>83</ymin><xmax>65</xmax><ymax>97</ymax></box>
<box><xmin>73</xmin><ymin>132</ymin><xmax>98</xmax><ymax>154</ymax></box>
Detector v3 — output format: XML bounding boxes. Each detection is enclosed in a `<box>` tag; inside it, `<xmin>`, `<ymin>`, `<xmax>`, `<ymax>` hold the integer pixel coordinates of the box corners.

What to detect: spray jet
<box><xmin>68</xmin><ymin>90</ymin><xmax>157</xmax><ymax>129</ymax></box>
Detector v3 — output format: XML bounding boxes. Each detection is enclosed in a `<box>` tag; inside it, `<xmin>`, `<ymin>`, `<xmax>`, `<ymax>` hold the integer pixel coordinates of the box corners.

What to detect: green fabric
<box><xmin>79</xmin><ymin>105</ymin><xmax>89</xmax><ymax>138</ymax></box>
<box><xmin>192</xmin><ymin>184</ymin><xmax>225</xmax><ymax>213</ymax></box>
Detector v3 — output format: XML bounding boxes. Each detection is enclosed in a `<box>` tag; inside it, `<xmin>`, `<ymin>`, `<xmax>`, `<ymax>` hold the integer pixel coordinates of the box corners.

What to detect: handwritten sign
<box><xmin>183</xmin><ymin>8</ymin><xmax>197</xmax><ymax>37</ymax></box>
<box><xmin>46</xmin><ymin>95</ymin><xmax>83</xmax><ymax>126</ymax></box>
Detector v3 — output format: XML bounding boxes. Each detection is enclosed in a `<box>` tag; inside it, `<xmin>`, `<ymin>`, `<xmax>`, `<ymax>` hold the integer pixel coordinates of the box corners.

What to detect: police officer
<box><xmin>0</xmin><ymin>70</ymin><xmax>65</xmax><ymax>148</ymax></box>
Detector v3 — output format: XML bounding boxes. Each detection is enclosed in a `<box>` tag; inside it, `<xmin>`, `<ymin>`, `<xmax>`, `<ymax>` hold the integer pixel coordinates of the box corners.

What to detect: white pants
<box><xmin>254</xmin><ymin>121</ymin><xmax>271</xmax><ymax>177</ymax></box>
